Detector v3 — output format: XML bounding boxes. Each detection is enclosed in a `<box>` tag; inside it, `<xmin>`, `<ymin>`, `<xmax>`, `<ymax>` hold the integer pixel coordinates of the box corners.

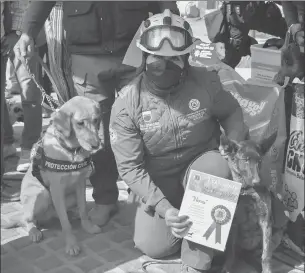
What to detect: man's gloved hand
<box><xmin>13</xmin><ymin>33</ymin><xmax>35</xmax><ymax>60</ymax></box>
<box><xmin>165</xmin><ymin>208</ymin><xmax>192</xmax><ymax>238</ymax></box>
<box><xmin>1</xmin><ymin>32</ymin><xmax>19</xmax><ymax>56</ymax></box>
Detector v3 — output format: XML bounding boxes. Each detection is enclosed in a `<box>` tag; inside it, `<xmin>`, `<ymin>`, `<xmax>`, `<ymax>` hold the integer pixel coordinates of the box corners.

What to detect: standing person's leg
<box><xmin>180</xmin><ymin>151</ymin><xmax>232</xmax><ymax>272</ymax></box>
<box><xmin>39</xmin><ymin>44</ymin><xmax>52</xmax><ymax>96</ymax></box>
<box><xmin>70</xmin><ymin>53</ymin><xmax>127</xmax><ymax>226</ymax></box>
<box><xmin>5</xmin><ymin>57</ymin><xmax>21</xmax><ymax>96</ymax></box>
<box><xmin>37</xmin><ymin>43</ymin><xmax>52</xmax><ymax>118</ymax></box>
<box><xmin>11</xmin><ymin>53</ymin><xmax>42</xmax><ymax>172</ymax></box>
<box><xmin>2</xmin><ymin>54</ymin><xmax>16</xmax><ymax>159</ymax></box>
<box><xmin>1</xmin><ymin>53</ymin><xmax>18</xmax><ymax>200</ymax></box>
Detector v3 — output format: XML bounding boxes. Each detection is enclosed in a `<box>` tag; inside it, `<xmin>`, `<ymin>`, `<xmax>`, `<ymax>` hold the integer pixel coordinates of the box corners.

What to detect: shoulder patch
<box><xmin>109</xmin><ymin>127</ymin><xmax>118</xmax><ymax>144</ymax></box>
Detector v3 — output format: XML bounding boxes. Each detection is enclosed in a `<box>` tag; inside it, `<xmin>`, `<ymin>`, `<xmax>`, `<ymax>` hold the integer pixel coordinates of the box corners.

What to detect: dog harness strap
<box><xmin>42</xmin><ymin>156</ymin><xmax>92</xmax><ymax>172</ymax></box>
<box><xmin>31</xmin><ymin>139</ymin><xmax>48</xmax><ymax>188</ymax></box>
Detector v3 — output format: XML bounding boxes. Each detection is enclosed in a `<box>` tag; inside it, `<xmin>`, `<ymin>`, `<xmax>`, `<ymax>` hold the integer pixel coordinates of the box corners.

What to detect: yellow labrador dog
<box><xmin>3</xmin><ymin>96</ymin><xmax>103</xmax><ymax>256</ymax></box>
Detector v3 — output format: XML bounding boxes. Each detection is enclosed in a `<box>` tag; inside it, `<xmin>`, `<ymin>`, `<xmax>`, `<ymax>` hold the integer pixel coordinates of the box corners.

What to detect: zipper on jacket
<box><xmin>166</xmin><ymin>93</ymin><xmax>179</xmax><ymax>160</ymax></box>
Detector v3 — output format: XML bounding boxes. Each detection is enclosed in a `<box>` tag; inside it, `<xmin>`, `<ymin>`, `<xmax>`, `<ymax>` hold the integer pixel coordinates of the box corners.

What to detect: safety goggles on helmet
<box><xmin>139</xmin><ymin>25</ymin><xmax>193</xmax><ymax>52</ymax></box>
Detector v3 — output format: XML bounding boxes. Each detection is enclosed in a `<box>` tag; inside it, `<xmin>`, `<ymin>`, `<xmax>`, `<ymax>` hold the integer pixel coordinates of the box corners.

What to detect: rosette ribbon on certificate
<box><xmin>202</xmin><ymin>205</ymin><xmax>231</xmax><ymax>244</ymax></box>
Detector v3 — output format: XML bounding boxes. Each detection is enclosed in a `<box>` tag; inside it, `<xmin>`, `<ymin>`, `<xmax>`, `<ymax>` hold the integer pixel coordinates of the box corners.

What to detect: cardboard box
<box><xmin>250</xmin><ymin>44</ymin><xmax>281</xmax><ymax>82</ymax></box>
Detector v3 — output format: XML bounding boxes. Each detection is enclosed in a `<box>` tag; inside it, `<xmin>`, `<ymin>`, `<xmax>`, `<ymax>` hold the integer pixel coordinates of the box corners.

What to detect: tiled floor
<box><xmin>1</xmin><ymin>185</ymin><xmax>152</xmax><ymax>273</ymax></box>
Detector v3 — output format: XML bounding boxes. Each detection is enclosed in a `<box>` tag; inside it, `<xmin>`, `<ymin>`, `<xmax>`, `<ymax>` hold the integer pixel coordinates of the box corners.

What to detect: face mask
<box><xmin>145</xmin><ymin>59</ymin><xmax>183</xmax><ymax>90</ymax></box>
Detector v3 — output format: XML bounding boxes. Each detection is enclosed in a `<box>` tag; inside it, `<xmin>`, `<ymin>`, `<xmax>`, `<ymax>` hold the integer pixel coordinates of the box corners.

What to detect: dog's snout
<box><xmin>252</xmin><ymin>167</ymin><xmax>261</xmax><ymax>184</ymax></box>
<box><xmin>91</xmin><ymin>144</ymin><xmax>100</xmax><ymax>150</ymax></box>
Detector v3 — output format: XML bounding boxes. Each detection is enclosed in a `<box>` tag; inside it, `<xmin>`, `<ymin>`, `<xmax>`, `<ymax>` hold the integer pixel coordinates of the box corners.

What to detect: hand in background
<box><xmin>13</xmin><ymin>33</ymin><xmax>35</xmax><ymax>60</ymax></box>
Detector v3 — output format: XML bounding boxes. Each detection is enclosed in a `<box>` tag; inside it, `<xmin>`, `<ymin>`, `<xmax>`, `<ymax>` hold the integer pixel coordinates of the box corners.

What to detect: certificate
<box><xmin>179</xmin><ymin>170</ymin><xmax>242</xmax><ymax>251</ymax></box>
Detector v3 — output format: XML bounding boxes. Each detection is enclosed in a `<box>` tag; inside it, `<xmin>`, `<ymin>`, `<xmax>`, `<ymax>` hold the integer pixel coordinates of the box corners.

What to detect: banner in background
<box><xmin>283</xmin><ymin>83</ymin><xmax>304</xmax><ymax>222</ymax></box>
<box><xmin>216</xmin><ymin>67</ymin><xmax>287</xmax><ymax>196</ymax></box>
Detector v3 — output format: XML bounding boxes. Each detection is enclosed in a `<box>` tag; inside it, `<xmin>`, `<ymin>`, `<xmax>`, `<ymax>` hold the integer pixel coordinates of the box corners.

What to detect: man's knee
<box><xmin>133</xmin><ymin>206</ymin><xmax>182</xmax><ymax>259</ymax></box>
<box><xmin>134</xmin><ymin>234</ymin><xmax>181</xmax><ymax>259</ymax></box>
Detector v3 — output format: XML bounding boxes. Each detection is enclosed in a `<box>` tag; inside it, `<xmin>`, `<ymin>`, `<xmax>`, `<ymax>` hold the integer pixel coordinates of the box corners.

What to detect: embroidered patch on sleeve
<box><xmin>110</xmin><ymin>127</ymin><xmax>118</xmax><ymax>144</ymax></box>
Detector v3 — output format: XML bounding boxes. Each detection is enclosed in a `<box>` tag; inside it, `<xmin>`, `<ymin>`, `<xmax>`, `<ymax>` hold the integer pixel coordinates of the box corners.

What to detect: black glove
<box><xmin>263</xmin><ymin>38</ymin><xmax>284</xmax><ymax>49</ymax></box>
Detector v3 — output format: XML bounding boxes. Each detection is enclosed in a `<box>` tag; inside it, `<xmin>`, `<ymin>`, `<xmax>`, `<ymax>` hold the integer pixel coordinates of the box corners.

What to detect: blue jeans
<box><xmin>132</xmin><ymin>151</ymin><xmax>232</xmax><ymax>271</ymax></box>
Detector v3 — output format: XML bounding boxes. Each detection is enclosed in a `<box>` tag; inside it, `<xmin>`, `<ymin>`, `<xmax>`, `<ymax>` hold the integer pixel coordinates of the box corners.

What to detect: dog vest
<box><xmin>31</xmin><ymin>138</ymin><xmax>94</xmax><ymax>188</ymax></box>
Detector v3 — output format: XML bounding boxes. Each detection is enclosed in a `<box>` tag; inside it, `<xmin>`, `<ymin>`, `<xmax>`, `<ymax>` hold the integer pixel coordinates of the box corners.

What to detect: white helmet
<box><xmin>137</xmin><ymin>9</ymin><xmax>200</xmax><ymax>56</ymax></box>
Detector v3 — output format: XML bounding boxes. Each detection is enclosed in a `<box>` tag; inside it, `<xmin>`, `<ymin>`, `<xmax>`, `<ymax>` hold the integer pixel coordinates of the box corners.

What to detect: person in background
<box><xmin>5</xmin><ymin>58</ymin><xmax>21</xmax><ymax>98</ymax></box>
<box><xmin>281</xmin><ymin>3</ymin><xmax>304</xmax><ymax>255</ymax></box>
<box><xmin>3</xmin><ymin>1</ymin><xmax>46</xmax><ymax>173</ymax></box>
<box><xmin>5</xmin><ymin>8</ymin><xmax>51</xmax><ymax>116</ymax></box>
<box><xmin>278</xmin><ymin>1</ymin><xmax>304</xmax><ymax>138</ymax></box>
<box><xmin>211</xmin><ymin>1</ymin><xmax>288</xmax><ymax>68</ymax></box>
<box><xmin>37</xmin><ymin>31</ymin><xmax>53</xmax><ymax>118</ymax></box>
<box><xmin>1</xmin><ymin>1</ymin><xmax>19</xmax><ymax>201</ymax></box>
<box><xmin>282</xmin><ymin>1</ymin><xmax>304</xmax><ymax>51</ymax></box>
<box><xmin>15</xmin><ymin>1</ymin><xmax>179</xmax><ymax>227</ymax></box>
<box><xmin>110</xmin><ymin>10</ymin><xmax>248</xmax><ymax>273</ymax></box>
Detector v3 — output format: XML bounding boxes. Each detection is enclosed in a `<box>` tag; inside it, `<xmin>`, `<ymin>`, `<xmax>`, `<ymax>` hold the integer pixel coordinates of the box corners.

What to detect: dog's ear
<box><xmin>51</xmin><ymin>110</ymin><xmax>72</xmax><ymax>138</ymax></box>
<box><xmin>259</xmin><ymin>132</ymin><xmax>277</xmax><ymax>155</ymax></box>
<box><xmin>219</xmin><ymin>134</ymin><xmax>239</xmax><ymax>156</ymax></box>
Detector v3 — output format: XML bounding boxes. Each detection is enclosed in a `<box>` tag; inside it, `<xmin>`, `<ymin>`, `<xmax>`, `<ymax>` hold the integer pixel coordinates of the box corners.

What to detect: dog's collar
<box><xmin>54</xmin><ymin>129</ymin><xmax>84</xmax><ymax>156</ymax></box>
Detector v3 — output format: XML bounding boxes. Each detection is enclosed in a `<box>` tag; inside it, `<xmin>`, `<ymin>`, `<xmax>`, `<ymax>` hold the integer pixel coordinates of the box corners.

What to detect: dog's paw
<box><xmin>65</xmin><ymin>234</ymin><xmax>81</xmax><ymax>256</ymax></box>
<box><xmin>29</xmin><ymin>227</ymin><xmax>43</xmax><ymax>243</ymax></box>
<box><xmin>81</xmin><ymin>219</ymin><xmax>102</xmax><ymax>234</ymax></box>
